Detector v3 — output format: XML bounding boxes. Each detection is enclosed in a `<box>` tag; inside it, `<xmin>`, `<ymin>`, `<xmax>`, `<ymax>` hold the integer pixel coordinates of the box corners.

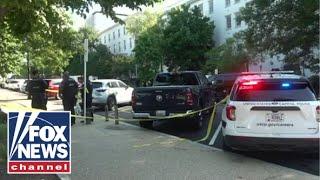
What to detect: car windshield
<box><xmin>92</xmin><ymin>82</ymin><xmax>103</xmax><ymax>89</ymax></box>
<box><xmin>154</xmin><ymin>73</ymin><xmax>199</xmax><ymax>86</ymax></box>
<box><xmin>232</xmin><ymin>80</ymin><xmax>317</xmax><ymax>101</ymax></box>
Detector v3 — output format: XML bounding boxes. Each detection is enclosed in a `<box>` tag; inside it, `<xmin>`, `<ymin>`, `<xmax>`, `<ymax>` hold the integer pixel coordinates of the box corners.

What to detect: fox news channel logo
<box><xmin>7</xmin><ymin>111</ymin><xmax>71</xmax><ymax>174</ymax></box>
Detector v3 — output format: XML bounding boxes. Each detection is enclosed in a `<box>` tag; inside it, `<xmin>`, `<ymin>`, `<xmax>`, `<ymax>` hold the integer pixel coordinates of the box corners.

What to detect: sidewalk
<box><xmin>70</xmin><ymin>116</ymin><xmax>318</xmax><ymax>180</ymax></box>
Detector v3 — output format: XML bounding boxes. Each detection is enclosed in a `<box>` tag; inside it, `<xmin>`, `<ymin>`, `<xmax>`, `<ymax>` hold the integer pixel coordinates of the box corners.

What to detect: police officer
<box><xmin>27</xmin><ymin>69</ymin><xmax>48</xmax><ymax>110</ymax></box>
<box><xmin>59</xmin><ymin>72</ymin><xmax>78</xmax><ymax>125</ymax></box>
<box><xmin>78</xmin><ymin>76</ymin><xmax>93</xmax><ymax>120</ymax></box>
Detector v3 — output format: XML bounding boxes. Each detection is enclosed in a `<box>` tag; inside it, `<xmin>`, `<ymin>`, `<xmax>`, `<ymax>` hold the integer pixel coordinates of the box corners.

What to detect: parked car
<box><xmin>208</xmin><ymin>73</ymin><xmax>240</xmax><ymax>101</ymax></box>
<box><xmin>19</xmin><ymin>80</ymin><xmax>29</xmax><ymax>93</ymax></box>
<box><xmin>132</xmin><ymin>71</ymin><xmax>215</xmax><ymax>129</ymax></box>
<box><xmin>92</xmin><ymin>79</ymin><xmax>134</xmax><ymax>109</ymax></box>
<box><xmin>6</xmin><ymin>79</ymin><xmax>25</xmax><ymax>91</ymax></box>
<box><xmin>45</xmin><ymin>79</ymin><xmax>62</xmax><ymax>99</ymax></box>
<box><xmin>221</xmin><ymin>71</ymin><xmax>319</xmax><ymax>153</ymax></box>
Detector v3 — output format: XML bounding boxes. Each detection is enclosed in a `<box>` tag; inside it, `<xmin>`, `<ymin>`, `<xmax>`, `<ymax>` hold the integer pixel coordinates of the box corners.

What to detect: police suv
<box><xmin>221</xmin><ymin>71</ymin><xmax>320</xmax><ymax>152</ymax></box>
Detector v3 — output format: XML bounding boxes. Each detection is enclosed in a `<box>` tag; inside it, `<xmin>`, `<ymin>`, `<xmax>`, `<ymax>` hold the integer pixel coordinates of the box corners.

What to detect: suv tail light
<box><xmin>132</xmin><ymin>92</ymin><xmax>137</xmax><ymax>106</ymax></box>
<box><xmin>185</xmin><ymin>88</ymin><xmax>194</xmax><ymax>106</ymax></box>
<box><xmin>226</xmin><ymin>105</ymin><xmax>236</xmax><ymax>121</ymax></box>
<box><xmin>316</xmin><ymin>106</ymin><xmax>320</xmax><ymax>122</ymax></box>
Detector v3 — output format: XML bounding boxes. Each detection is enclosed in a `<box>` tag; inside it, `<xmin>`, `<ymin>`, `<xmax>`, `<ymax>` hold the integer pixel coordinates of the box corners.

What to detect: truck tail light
<box><xmin>316</xmin><ymin>106</ymin><xmax>320</xmax><ymax>122</ymax></box>
<box><xmin>226</xmin><ymin>105</ymin><xmax>236</xmax><ymax>121</ymax></box>
<box><xmin>132</xmin><ymin>92</ymin><xmax>137</xmax><ymax>106</ymax></box>
<box><xmin>185</xmin><ymin>88</ymin><xmax>194</xmax><ymax>106</ymax></box>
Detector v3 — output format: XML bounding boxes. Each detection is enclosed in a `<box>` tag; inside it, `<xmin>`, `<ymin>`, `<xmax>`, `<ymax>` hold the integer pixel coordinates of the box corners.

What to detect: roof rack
<box><xmin>240</xmin><ymin>71</ymin><xmax>295</xmax><ymax>76</ymax></box>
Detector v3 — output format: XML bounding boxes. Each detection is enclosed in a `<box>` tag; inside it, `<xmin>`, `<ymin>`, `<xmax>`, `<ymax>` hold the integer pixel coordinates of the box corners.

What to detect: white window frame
<box><xmin>226</xmin><ymin>14</ymin><xmax>232</xmax><ymax>30</ymax></box>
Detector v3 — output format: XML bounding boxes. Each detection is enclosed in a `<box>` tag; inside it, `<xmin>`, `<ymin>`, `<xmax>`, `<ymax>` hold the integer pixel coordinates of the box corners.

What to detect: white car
<box><xmin>92</xmin><ymin>79</ymin><xmax>134</xmax><ymax>109</ymax></box>
<box><xmin>6</xmin><ymin>79</ymin><xmax>25</xmax><ymax>90</ymax></box>
<box><xmin>221</xmin><ymin>71</ymin><xmax>320</xmax><ymax>152</ymax></box>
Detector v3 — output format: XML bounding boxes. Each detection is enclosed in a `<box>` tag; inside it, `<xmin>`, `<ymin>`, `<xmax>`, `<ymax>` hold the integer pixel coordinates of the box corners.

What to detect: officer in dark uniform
<box><xmin>78</xmin><ymin>76</ymin><xmax>93</xmax><ymax>120</ymax></box>
<box><xmin>59</xmin><ymin>72</ymin><xmax>78</xmax><ymax>125</ymax></box>
<box><xmin>27</xmin><ymin>69</ymin><xmax>48</xmax><ymax>110</ymax></box>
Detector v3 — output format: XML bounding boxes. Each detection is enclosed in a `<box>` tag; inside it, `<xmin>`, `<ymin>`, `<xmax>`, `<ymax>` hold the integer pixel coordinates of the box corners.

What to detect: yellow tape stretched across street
<box><xmin>0</xmin><ymin>96</ymin><xmax>229</xmax><ymax>142</ymax></box>
<box><xmin>45</xmin><ymin>89</ymin><xmax>59</xmax><ymax>93</ymax></box>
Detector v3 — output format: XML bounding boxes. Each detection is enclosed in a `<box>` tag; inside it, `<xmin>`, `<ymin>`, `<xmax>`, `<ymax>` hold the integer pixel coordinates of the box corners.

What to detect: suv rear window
<box><xmin>92</xmin><ymin>82</ymin><xmax>103</xmax><ymax>89</ymax></box>
<box><xmin>232</xmin><ymin>80</ymin><xmax>316</xmax><ymax>101</ymax></box>
<box><xmin>154</xmin><ymin>73</ymin><xmax>199</xmax><ymax>86</ymax></box>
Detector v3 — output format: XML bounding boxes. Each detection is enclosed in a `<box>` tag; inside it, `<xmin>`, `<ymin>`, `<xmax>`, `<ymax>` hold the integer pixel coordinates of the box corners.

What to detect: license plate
<box><xmin>156</xmin><ymin>110</ymin><xmax>166</xmax><ymax>116</ymax></box>
<box><xmin>266</xmin><ymin>112</ymin><xmax>284</xmax><ymax>122</ymax></box>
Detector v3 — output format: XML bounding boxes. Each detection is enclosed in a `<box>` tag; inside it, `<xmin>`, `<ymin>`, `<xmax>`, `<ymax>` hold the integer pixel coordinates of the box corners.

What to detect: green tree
<box><xmin>163</xmin><ymin>5</ymin><xmax>214</xmax><ymax>70</ymax></box>
<box><xmin>126</xmin><ymin>10</ymin><xmax>160</xmax><ymax>38</ymax></box>
<box><xmin>0</xmin><ymin>0</ymin><xmax>162</xmax><ymax>38</ymax></box>
<box><xmin>240</xmin><ymin>0</ymin><xmax>319</xmax><ymax>73</ymax></box>
<box><xmin>204</xmin><ymin>37</ymin><xmax>251</xmax><ymax>73</ymax></box>
<box><xmin>0</xmin><ymin>24</ymin><xmax>24</xmax><ymax>77</ymax></box>
<box><xmin>134</xmin><ymin>25</ymin><xmax>164</xmax><ymax>83</ymax></box>
<box><xmin>110</xmin><ymin>55</ymin><xmax>135</xmax><ymax>80</ymax></box>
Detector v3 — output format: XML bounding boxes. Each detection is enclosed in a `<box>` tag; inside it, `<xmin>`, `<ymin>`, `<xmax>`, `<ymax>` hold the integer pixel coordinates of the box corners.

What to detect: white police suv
<box><xmin>221</xmin><ymin>71</ymin><xmax>320</xmax><ymax>152</ymax></box>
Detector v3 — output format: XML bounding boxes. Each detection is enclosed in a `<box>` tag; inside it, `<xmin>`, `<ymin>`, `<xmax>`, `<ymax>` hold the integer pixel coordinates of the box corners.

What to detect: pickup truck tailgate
<box><xmin>133</xmin><ymin>86</ymin><xmax>196</xmax><ymax>113</ymax></box>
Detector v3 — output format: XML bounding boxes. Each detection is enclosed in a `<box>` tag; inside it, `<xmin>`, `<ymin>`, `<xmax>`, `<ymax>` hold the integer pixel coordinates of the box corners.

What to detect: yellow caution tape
<box><xmin>45</xmin><ymin>89</ymin><xmax>59</xmax><ymax>93</ymax></box>
<box><xmin>195</xmin><ymin>96</ymin><xmax>229</xmax><ymax>142</ymax></box>
<box><xmin>0</xmin><ymin>96</ymin><xmax>229</xmax><ymax>143</ymax></box>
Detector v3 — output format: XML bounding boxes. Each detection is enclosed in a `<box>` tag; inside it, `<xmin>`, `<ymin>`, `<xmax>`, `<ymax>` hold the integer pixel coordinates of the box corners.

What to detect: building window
<box><xmin>235</xmin><ymin>12</ymin><xmax>241</xmax><ymax>27</ymax></box>
<box><xmin>118</xmin><ymin>29</ymin><xmax>120</xmax><ymax>38</ymax></box>
<box><xmin>123</xmin><ymin>27</ymin><xmax>126</xmax><ymax>35</ymax></box>
<box><xmin>113</xmin><ymin>32</ymin><xmax>115</xmax><ymax>40</ymax></box>
<box><xmin>225</xmin><ymin>0</ymin><xmax>230</xmax><ymax>7</ymax></box>
<box><xmin>113</xmin><ymin>44</ymin><xmax>116</xmax><ymax>53</ymax></box>
<box><xmin>209</xmin><ymin>0</ymin><xmax>214</xmax><ymax>14</ymax></box>
<box><xmin>235</xmin><ymin>0</ymin><xmax>240</xmax><ymax>4</ymax></box>
<box><xmin>129</xmin><ymin>38</ymin><xmax>132</xmax><ymax>49</ymax></box>
<box><xmin>118</xmin><ymin>42</ymin><xmax>121</xmax><ymax>52</ymax></box>
<box><xmin>104</xmin><ymin>36</ymin><xmax>106</xmax><ymax>44</ymax></box>
<box><xmin>226</xmin><ymin>14</ymin><xmax>231</xmax><ymax>29</ymax></box>
<box><xmin>108</xmin><ymin>34</ymin><xmax>111</xmax><ymax>42</ymax></box>
<box><xmin>123</xmin><ymin>40</ymin><xmax>126</xmax><ymax>50</ymax></box>
<box><xmin>198</xmin><ymin>3</ymin><xmax>203</xmax><ymax>14</ymax></box>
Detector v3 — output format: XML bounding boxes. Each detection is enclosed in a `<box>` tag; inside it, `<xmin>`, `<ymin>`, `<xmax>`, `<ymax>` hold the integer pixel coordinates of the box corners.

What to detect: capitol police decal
<box><xmin>7</xmin><ymin>111</ymin><xmax>71</xmax><ymax>174</ymax></box>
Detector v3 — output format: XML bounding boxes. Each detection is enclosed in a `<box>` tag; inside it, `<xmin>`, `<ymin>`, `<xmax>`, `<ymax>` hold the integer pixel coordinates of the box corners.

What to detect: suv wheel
<box><xmin>139</xmin><ymin>120</ymin><xmax>153</xmax><ymax>129</ymax></box>
<box><xmin>107</xmin><ymin>96</ymin><xmax>116</xmax><ymax>111</ymax></box>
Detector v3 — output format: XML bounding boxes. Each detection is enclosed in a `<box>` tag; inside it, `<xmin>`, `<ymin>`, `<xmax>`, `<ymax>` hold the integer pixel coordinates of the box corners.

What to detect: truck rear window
<box><xmin>92</xmin><ymin>82</ymin><xmax>103</xmax><ymax>89</ymax></box>
<box><xmin>232</xmin><ymin>81</ymin><xmax>317</xmax><ymax>101</ymax></box>
<box><xmin>154</xmin><ymin>73</ymin><xmax>199</xmax><ymax>86</ymax></box>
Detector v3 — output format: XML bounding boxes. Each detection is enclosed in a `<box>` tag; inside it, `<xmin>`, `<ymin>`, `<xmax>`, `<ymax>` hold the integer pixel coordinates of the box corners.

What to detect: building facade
<box><xmin>98</xmin><ymin>23</ymin><xmax>135</xmax><ymax>56</ymax></box>
<box><xmin>95</xmin><ymin>0</ymin><xmax>285</xmax><ymax>72</ymax></box>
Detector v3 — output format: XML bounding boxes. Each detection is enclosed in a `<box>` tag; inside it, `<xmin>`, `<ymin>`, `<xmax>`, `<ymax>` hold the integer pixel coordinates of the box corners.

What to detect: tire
<box><xmin>107</xmin><ymin>96</ymin><xmax>116</xmax><ymax>111</ymax></box>
<box><xmin>139</xmin><ymin>120</ymin><xmax>153</xmax><ymax>129</ymax></box>
<box><xmin>222</xmin><ymin>138</ymin><xmax>232</xmax><ymax>151</ymax></box>
<box><xmin>55</xmin><ymin>94</ymin><xmax>60</xmax><ymax>100</ymax></box>
<box><xmin>194</xmin><ymin>112</ymin><xmax>204</xmax><ymax>130</ymax></box>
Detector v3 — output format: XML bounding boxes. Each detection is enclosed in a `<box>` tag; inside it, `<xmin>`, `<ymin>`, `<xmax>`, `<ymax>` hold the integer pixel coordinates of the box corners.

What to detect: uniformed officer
<box><xmin>78</xmin><ymin>76</ymin><xmax>93</xmax><ymax>120</ymax></box>
<box><xmin>27</xmin><ymin>69</ymin><xmax>48</xmax><ymax>110</ymax></box>
<box><xmin>59</xmin><ymin>72</ymin><xmax>78</xmax><ymax>125</ymax></box>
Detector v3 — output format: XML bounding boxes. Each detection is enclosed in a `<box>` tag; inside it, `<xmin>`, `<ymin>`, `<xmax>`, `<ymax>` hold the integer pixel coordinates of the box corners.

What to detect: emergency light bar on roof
<box><xmin>240</xmin><ymin>71</ymin><xmax>294</xmax><ymax>76</ymax></box>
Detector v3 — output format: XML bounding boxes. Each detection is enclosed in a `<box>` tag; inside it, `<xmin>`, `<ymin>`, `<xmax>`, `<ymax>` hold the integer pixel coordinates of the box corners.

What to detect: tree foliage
<box><xmin>163</xmin><ymin>5</ymin><xmax>214</xmax><ymax>71</ymax></box>
<box><xmin>204</xmin><ymin>37</ymin><xmax>251</xmax><ymax>73</ymax></box>
<box><xmin>126</xmin><ymin>10</ymin><xmax>160</xmax><ymax>38</ymax></box>
<box><xmin>134</xmin><ymin>25</ymin><xmax>164</xmax><ymax>83</ymax></box>
<box><xmin>240</xmin><ymin>0</ymin><xmax>319</xmax><ymax>72</ymax></box>
<box><xmin>0</xmin><ymin>0</ymin><xmax>162</xmax><ymax>37</ymax></box>
<box><xmin>0</xmin><ymin>26</ymin><xmax>24</xmax><ymax>77</ymax></box>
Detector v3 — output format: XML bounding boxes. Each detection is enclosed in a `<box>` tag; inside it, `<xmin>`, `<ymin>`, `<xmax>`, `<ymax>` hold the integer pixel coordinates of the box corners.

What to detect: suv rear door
<box><xmin>230</xmin><ymin>79</ymin><xmax>319</xmax><ymax>134</ymax></box>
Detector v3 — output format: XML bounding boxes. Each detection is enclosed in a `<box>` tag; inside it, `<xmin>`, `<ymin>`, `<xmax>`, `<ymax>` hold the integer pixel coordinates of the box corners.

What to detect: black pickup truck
<box><xmin>132</xmin><ymin>71</ymin><xmax>215</xmax><ymax>129</ymax></box>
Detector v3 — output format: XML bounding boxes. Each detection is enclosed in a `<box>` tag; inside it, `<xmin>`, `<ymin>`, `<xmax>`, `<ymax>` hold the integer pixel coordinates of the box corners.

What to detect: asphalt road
<box><xmin>94</xmin><ymin>105</ymin><xmax>320</xmax><ymax>176</ymax></box>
